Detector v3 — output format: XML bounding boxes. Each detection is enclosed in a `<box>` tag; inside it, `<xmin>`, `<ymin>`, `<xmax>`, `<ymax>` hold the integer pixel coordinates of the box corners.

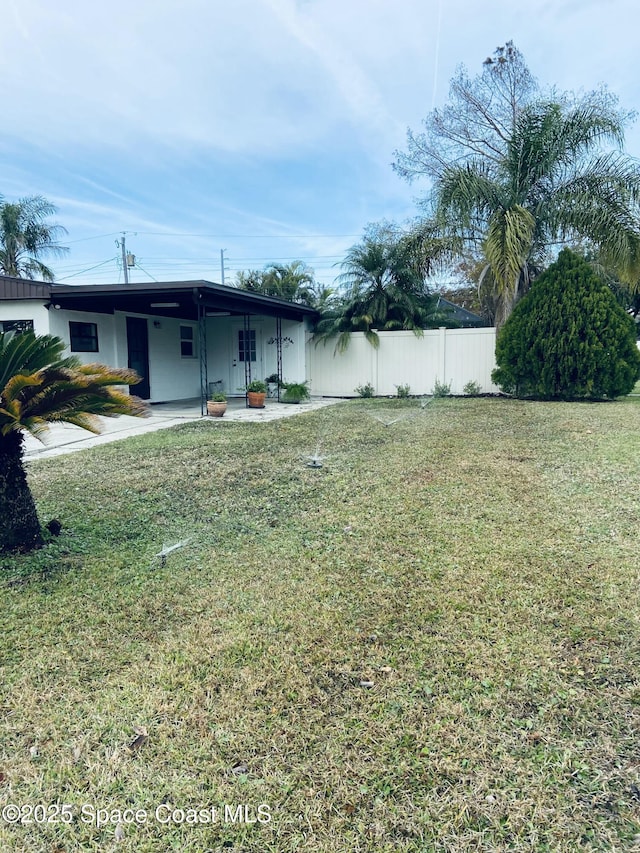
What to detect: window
<box><xmin>69</xmin><ymin>322</ymin><xmax>98</xmax><ymax>352</ymax></box>
<box><xmin>180</xmin><ymin>325</ymin><xmax>196</xmax><ymax>358</ymax></box>
<box><xmin>0</xmin><ymin>319</ymin><xmax>34</xmax><ymax>334</ymax></box>
<box><xmin>238</xmin><ymin>329</ymin><xmax>256</xmax><ymax>362</ymax></box>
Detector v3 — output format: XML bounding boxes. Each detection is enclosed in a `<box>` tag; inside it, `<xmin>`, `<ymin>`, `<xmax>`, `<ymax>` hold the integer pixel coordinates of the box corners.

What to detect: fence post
<box><xmin>368</xmin><ymin>329</ymin><xmax>377</xmax><ymax>393</ymax></box>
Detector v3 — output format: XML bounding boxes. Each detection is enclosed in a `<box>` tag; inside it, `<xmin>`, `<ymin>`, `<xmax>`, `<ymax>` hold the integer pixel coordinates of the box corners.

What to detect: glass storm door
<box><xmin>232</xmin><ymin>327</ymin><xmax>261</xmax><ymax>393</ymax></box>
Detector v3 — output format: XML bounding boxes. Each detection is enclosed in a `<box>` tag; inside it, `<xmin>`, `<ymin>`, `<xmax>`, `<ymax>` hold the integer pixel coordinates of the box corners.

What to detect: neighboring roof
<box><xmin>436</xmin><ymin>296</ymin><xmax>486</xmax><ymax>327</ymax></box>
<box><xmin>0</xmin><ymin>276</ymin><xmax>318</xmax><ymax>322</ymax></box>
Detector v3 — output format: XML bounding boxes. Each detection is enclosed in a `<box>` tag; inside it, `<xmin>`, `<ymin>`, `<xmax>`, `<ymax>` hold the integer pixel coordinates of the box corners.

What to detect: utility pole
<box><xmin>116</xmin><ymin>233</ymin><xmax>136</xmax><ymax>284</ymax></box>
<box><xmin>120</xmin><ymin>233</ymin><xmax>129</xmax><ymax>284</ymax></box>
<box><xmin>220</xmin><ymin>249</ymin><xmax>226</xmax><ymax>286</ymax></box>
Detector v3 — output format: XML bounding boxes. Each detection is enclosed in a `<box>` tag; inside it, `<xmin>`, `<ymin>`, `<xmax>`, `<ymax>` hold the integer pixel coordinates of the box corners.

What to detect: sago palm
<box><xmin>436</xmin><ymin>99</ymin><xmax>640</xmax><ymax>325</ymax></box>
<box><xmin>0</xmin><ymin>331</ymin><xmax>146</xmax><ymax>553</ymax></box>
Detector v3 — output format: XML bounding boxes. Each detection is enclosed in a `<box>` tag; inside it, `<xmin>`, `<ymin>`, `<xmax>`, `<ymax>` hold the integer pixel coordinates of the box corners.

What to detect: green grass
<box><xmin>1</xmin><ymin>396</ymin><xmax>640</xmax><ymax>851</ymax></box>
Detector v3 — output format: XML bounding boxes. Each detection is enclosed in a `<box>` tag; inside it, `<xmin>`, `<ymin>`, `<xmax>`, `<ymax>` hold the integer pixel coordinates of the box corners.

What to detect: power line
<box><xmin>132</xmin><ymin>231</ymin><xmax>362</xmax><ymax>239</ymax></box>
<box><xmin>64</xmin><ymin>232</ymin><xmax>121</xmax><ymax>245</ymax></box>
<box><xmin>134</xmin><ymin>262</ymin><xmax>158</xmax><ymax>283</ymax></box>
<box><xmin>57</xmin><ymin>257</ymin><xmax>119</xmax><ymax>281</ymax></box>
<box><xmin>132</xmin><ymin>254</ymin><xmax>344</xmax><ymax>261</ymax></box>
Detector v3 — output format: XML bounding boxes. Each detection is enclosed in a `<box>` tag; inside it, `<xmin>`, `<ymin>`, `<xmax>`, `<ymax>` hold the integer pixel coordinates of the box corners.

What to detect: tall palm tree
<box><xmin>436</xmin><ymin>100</ymin><xmax>640</xmax><ymax>326</ymax></box>
<box><xmin>0</xmin><ymin>331</ymin><xmax>146</xmax><ymax>553</ymax></box>
<box><xmin>0</xmin><ymin>195</ymin><xmax>69</xmax><ymax>281</ymax></box>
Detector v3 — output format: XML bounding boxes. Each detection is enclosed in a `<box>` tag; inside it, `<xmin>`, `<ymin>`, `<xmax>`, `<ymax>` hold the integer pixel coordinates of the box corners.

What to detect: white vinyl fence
<box><xmin>307</xmin><ymin>327</ymin><xmax>500</xmax><ymax>397</ymax></box>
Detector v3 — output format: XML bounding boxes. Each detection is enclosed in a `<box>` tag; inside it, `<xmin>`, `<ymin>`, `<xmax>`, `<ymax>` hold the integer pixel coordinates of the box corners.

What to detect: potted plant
<box><xmin>246</xmin><ymin>379</ymin><xmax>267</xmax><ymax>408</ymax></box>
<box><xmin>281</xmin><ymin>380</ymin><xmax>311</xmax><ymax>404</ymax></box>
<box><xmin>265</xmin><ymin>373</ymin><xmax>280</xmax><ymax>398</ymax></box>
<box><xmin>207</xmin><ymin>392</ymin><xmax>227</xmax><ymax>417</ymax></box>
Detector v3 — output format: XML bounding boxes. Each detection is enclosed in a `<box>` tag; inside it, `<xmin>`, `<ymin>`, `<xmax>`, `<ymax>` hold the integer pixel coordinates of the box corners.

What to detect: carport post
<box><xmin>198</xmin><ymin>298</ymin><xmax>208</xmax><ymax>416</ymax></box>
<box><xmin>276</xmin><ymin>316</ymin><xmax>283</xmax><ymax>401</ymax></box>
<box><xmin>243</xmin><ymin>313</ymin><xmax>252</xmax><ymax>407</ymax></box>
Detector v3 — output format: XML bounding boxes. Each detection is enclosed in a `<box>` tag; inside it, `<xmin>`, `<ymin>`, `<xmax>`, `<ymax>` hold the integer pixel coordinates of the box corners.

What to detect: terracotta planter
<box><xmin>207</xmin><ymin>401</ymin><xmax>227</xmax><ymax>417</ymax></box>
<box><xmin>247</xmin><ymin>391</ymin><xmax>266</xmax><ymax>409</ymax></box>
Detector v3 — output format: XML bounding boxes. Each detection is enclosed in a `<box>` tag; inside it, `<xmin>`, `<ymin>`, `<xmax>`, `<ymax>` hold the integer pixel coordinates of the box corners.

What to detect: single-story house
<box><xmin>0</xmin><ymin>275</ymin><xmax>318</xmax><ymax>412</ymax></box>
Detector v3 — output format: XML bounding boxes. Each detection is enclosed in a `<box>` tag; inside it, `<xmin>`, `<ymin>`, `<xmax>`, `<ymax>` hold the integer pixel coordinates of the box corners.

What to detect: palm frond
<box><xmin>0</xmin><ymin>331</ymin><xmax>147</xmax><ymax>442</ymax></box>
<box><xmin>485</xmin><ymin>205</ymin><xmax>536</xmax><ymax>295</ymax></box>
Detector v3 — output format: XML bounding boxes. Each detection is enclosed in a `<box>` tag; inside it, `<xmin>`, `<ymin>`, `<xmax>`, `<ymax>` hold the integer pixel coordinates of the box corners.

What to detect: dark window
<box><xmin>238</xmin><ymin>329</ymin><xmax>256</xmax><ymax>362</ymax></box>
<box><xmin>69</xmin><ymin>322</ymin><xmax>98</xmax><ymax>352</ymax></box>
<box><xmin>0</xmin><ymin>319</ymin><xmax>34</xmax><ymax>334</ymax></box>
<box><xmin>180</xmin><ymin>325</ymin><xmax>195</xmax><ymax>358</ymax></box>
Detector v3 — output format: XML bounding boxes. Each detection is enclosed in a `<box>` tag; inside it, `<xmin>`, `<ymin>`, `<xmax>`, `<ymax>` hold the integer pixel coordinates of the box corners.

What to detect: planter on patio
<box><xmin>246</xmin><ymin>380</ymin><xmax>267</xmax><ymax>409</ymax></box>
<box><xmin>247</xmin><ymin>392</ymin><xmax>266</xmax><ymax>409</ymax></box>
<box><xmin>207</xmin><ymin>402</ymin><xmax>227</xmax><ymax>417</ymax></box>
<box><xmin>281</xmin><ymin>380</ymin><xmax>310</xmax><ymax>404</ymax></box>
<box><xmin>207</xmin><ymin>393</ymin><xmax>227</xmax><ymax>417</ymax></box>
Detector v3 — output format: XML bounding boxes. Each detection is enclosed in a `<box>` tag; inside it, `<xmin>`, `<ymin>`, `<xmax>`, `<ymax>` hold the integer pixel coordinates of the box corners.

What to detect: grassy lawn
<box><xmin>1</xmin><ymin>395</ymin><xmax>639</xmax><ymax>852</ymax></box>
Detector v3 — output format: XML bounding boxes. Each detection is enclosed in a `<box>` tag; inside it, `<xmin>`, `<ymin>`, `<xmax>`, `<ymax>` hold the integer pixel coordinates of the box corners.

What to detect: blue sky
<box><xmin>1</xmin><ymin>0</ymin><xmax>638</xmax><ymax>288</ymax></box>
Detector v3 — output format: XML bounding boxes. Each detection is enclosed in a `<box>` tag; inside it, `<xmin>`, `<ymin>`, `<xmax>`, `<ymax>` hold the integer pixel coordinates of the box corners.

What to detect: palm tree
<box><xmin>436</xmin><ymin>99</ymin><xmax>640</xmax><ymax>326</ymax></box>
<box><xmin>263</xmin><ymin>261</ymin><xmax>315</xmax><ymax>302</ymax></box>
<box><xmin>0</xmin><ymin>331</ymin><xmax>147</xmax><ymax>553</ymax></box>
<box><xmin>236</xmin><ymin>261</ymin><xmax>316</xmax><ymax>303</ymax></box>
<box><xmin>300</xmin><ymin>282</ymin><xmax>337</xmax><ymax>313</ymax></box>
<box><xmin>0</xmin><ymin>195</ymin><xmax>69</xmax><ymax>281</ymax></box>
<box><xmin>314</xmin><ymin>229</ymin><xmax>456</xmax><ymax>352</ymax></box>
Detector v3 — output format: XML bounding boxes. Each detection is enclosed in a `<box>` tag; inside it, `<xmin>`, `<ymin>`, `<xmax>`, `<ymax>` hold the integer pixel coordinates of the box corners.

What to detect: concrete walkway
<box><xmin>24</xmin><ymin>397</ymin><xmax>343</xmax><ymax>462</ymax></box>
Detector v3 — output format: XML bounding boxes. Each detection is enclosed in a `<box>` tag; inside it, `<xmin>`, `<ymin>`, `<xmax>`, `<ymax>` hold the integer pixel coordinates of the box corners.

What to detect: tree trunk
<box><xmin>0</xmin><ymin>431</ymin><xmax>43</xmax><ymax>553</ymax></box>
<box><xmin>494</xmin><ymin>269</ymin><xmax>529</xmax><ymax>330</ymax></box>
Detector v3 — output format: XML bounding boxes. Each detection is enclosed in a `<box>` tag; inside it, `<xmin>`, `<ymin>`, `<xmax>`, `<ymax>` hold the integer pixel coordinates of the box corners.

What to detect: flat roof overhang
<box><xmin>48</xmin><ymin>280</ymin><xmax>318</xmax><ymax>323</ymax></box>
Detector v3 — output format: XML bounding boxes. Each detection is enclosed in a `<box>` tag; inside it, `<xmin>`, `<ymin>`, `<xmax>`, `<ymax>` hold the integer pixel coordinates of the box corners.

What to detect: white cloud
<box><xmin>2</xmin><ymin>0</ymin><xmax>639</xmax><ymax>289</ymax></box>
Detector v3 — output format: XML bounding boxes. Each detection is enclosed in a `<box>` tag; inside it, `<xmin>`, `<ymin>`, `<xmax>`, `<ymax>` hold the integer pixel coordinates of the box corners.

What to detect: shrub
<box><xmin>462</xmin><ymin>380</ymin><xmax>482</xmax><ymax>396</ymax></box>
<box><xmin>492</xmin><ymin>249</ymin><xmax>640</xmax><ymax>399</ymax></box>
<box><xmin>395</xmin><ymin>384</ymin><xmax>411</xmax><ymax>398</ymax></box>
<box><xmin>432</xmin><ymin>379</ymin><xmax>451</xmax><ymax>397</ymax></box>
<box><xmin>281</xmin><ymin>380</ymin><xmax>310</xmax><ymax>403</ymax></box>
<box><xmin>355</xmin><ymin>382</ymin><xmax>375</xmax><ymax>398</ymax></box>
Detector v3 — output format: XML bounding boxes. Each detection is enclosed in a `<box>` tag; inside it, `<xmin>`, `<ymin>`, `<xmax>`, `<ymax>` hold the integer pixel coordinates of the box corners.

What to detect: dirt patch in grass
<box><xmin>1</xmin><ymin>397</ymin><xmax>640</xmax><ymax>851</ymax></box>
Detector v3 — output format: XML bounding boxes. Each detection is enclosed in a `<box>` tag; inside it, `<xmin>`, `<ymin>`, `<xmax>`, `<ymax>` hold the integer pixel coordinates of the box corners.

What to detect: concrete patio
<box><xmin>24</xmin><ymin>396</ymin><xmax>343</xmax><ymax>462</ymax></box>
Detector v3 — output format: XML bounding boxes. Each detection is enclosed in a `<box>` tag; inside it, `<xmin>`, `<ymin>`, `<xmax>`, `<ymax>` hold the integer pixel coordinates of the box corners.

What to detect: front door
<box><xmin>126</xmin><ymin>317</ymin><xmax>150</xmax><ymax>399</ymax></box>
<box><xmin>231</xmin><ymin>327</ymin><xmax>261</xmax><ymax>394</ymax></box>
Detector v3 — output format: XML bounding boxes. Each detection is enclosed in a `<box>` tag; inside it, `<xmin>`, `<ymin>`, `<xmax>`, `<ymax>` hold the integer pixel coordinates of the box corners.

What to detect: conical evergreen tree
<box><xmin>492</xmin><ymin>249</ymin><xmax>640</xmax><ymax>399</ymax></box>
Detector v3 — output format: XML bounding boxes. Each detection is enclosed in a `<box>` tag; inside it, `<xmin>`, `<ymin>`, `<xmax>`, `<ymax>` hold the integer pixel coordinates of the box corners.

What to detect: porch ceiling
<box><xmin>48</xmin><ymin>280</ymin><xmax>317</xmax><ymax>322</ymax></box>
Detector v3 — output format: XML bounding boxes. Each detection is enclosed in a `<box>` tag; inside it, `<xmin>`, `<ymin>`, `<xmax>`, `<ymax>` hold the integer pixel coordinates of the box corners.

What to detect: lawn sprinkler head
<box><xmin>302</xmin><ymin>445</ymin><xmax>327</xmax><ymax>469</ymax></box>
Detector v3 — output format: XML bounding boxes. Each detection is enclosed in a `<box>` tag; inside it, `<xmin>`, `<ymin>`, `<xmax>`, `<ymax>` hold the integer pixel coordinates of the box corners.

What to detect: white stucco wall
<box><xmin>113</xmin><ymin>313</ymin><xmax>201</xmax><ymax>402</ymax></box>
<box><xmin>280</xmin><ymin>318</ymin><xmax>307</xmax><ymax>385</ymax></box>
<box><xmin>0</xmin><ymin>301</ymin><xmax>51</xmax><ymax>336</ymax></box>
<box><xmin>48</xmin><ymin>308</ymin><xmax>117</xmax><ymax>366</ymax></box>
<box><xmin>51</xmin><ymin>309</ymin><xmax>201</xmax><ymax>402</ymax></box>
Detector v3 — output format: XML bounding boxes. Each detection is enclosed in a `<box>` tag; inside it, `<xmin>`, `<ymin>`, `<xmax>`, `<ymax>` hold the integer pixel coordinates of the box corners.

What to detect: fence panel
<box><xmin>307</xmin><ymin>327</ymin><xmax>499</xmax><ymax>396</ymax></box>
